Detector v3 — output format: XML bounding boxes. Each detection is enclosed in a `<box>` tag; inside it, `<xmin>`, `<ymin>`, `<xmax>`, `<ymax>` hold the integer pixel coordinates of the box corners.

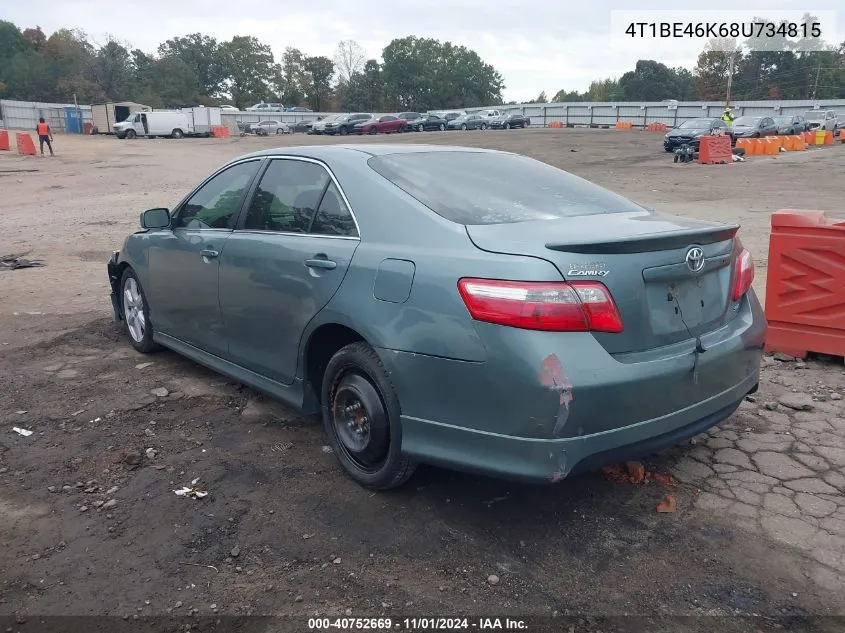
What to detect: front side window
<box><xmin>242</xmin><ymin>159</ymin><xmax>330</xmax><ymax>233</ymax></box>
<box><xmin>174</xmin><ymin>161</ymin><xmax>260</xmax><ymax>230</ymax></box>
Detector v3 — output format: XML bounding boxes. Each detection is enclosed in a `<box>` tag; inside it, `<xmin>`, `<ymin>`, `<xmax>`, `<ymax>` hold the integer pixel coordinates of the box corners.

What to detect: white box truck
<box><xmin>113</xmin><ymin>111</ymin><xmax>198</xmax><ymax>139</ymax></box>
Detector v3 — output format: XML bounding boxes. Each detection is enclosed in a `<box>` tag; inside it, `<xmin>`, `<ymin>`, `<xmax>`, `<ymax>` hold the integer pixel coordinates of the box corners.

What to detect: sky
<box><xmin>5</xmin><ymin>1</ymin><xmax>843</xmax><ymax>102</ymax></box>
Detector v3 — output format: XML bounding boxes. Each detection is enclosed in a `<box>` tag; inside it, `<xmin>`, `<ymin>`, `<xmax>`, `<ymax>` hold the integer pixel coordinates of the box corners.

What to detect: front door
<box><xmin>219</xmin><ymin>158</ymin><xmax>360</xmax><ymax>384</ymax></box>
<box><xmin>146</xmin><ymin>159</ymin><xmax>262</xmax><ymax>357</ymax></box>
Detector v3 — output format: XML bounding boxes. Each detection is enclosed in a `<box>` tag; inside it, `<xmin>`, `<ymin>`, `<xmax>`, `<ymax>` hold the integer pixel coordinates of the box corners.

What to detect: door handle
<box><xmin>305</xmin><ymin>258</ymin><xmax>337</xmax><ymax>270</ymax></box>
<box><xmin>200</xmin><ymin>249</ymin><xmax>219</xmax><ymax>259</ymax></box>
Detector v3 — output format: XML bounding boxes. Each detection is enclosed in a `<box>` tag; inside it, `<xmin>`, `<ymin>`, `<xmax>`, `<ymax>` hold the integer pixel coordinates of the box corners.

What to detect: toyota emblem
<box><xmin>685</xmin><ymin>247</ymin><xmax>705</xmax><ymax>273</ymax></box>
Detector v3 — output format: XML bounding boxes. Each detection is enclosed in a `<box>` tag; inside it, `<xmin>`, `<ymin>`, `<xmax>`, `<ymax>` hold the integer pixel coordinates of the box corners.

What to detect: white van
<box><xmin>113</xmin><ymin>111</ymin><xmax>196</xmax><ymax>139</ymax></box>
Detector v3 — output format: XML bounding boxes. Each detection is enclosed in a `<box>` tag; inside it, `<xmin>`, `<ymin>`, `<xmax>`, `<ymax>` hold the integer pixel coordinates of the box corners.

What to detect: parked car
<box><xmin>286</xmin><ymin>106</ymin><xmax>313</xmax><ymax>112</ymax></box>
<box><xmin>397</xmin><ymin>112</ymin><xmax>424</xmax><ymax>130</ymax></box>
<box><xmin>447</xmin><ymin>114</ymin><xmax>488</xmax><ymax>130</ymax></box>
<box><xmin>478</xmin><ymin>109</ymin><xmax>503</xmax><ymax>119</ymax></box>
<box><xmin>409</xmin><ymin>114</ymin><xmax>448</xmax><ymax>132</ymax></box>
<box><xmin>324</xmin><ymin>113</ymin><xmax>373</xmax><ymax>135</ymax></box>
<box><xmin>309</xmin><ymin>114</ymin><xmax>340</xmax><ymax>134</ymax></box>
<box><xmin>442</xmin><ymin>112</ymin><xmax>464</xmax><ymax>123</ymax></box>
<box><xmin>804</xmin><ymin>110</ymin><xmax>840</xmax><ymax>133</ymax></box>
<box><xmin>247</xmin><ymin>102</ymin><xmax>284</xmax><ymax>112</ymax></box>
<box><xmin>728</xmin><ymin>116</ymin><xmax>778</xmax><ymax>141</ymax></box>
<box><xmin>253</xmin><ymin>120</ymin><xmax>291</xmax><ymax>135</ymax></box>
<box><xmin>773</xmin><ymin>115</ymin><xmax>807</xmax><ymax>135</ymax></box>
<box><xmin>663</xmin><ymin>118</ymin><xmax>728</xmax><ymax>152</ymax></box>
<box><xmin>220</xmin><ymin>105</ymin><xmax>239</xmax><ymax>111</ymax></box>
<box><xmin>354</xmin><ymin>115</ymin><xmax>406</xmax><ymax>135</ymax></box>
<box><xmin>107</xmin><ymin>144</ymin><xmax>765</xmax><ymax>490</ymax></box>
<box><xmin>490</xmin><ymin>113</ymin><xmax>531</xmax><ymax>129</ymax></box>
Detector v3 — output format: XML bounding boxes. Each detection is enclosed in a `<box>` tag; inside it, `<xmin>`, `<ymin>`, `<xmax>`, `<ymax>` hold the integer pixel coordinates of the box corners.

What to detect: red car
<box><xmin>353</xmin><ymin>115</ymin><xmax>406</xmax><ymax>135</ymax></box>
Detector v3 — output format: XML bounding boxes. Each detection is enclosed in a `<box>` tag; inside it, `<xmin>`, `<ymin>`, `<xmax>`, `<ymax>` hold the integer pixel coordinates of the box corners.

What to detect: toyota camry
<box><xmin>107</xmin><ymin>145</ymin><xmax>766</xmax><ymax>490</ymax></box>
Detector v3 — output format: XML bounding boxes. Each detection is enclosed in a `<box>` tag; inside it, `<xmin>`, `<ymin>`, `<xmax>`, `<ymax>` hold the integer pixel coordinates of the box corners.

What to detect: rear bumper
<box><xmin>377</xmin><ymin>291</ymin><xmax>766</xmax><ymax>483</ymax></box>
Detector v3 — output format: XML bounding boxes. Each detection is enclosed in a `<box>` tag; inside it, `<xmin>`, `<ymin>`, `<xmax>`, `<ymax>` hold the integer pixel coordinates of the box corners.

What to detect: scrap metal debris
<box><xmin>12</xmin><ymin>427</ymin><xmax>33</xmax><ymax>437</ymax></box>
<box><xmin>1</xmin><ymin>252</ymin><xmax>44</xmax><ymax>270</ymax></box>
<box><xmin>174</xmin><ymin>477</ymin><xmax>208</xmax><ymax>499</ymax></box>
<box><xmin>601</xmin><ymin>461</ymin><xmax>676</xmax><ymax>487</ymax></box>
<box><xmin>656</xmin><ymin>495</ymin><xmax>677</xmax><ymax>513</ymax></box>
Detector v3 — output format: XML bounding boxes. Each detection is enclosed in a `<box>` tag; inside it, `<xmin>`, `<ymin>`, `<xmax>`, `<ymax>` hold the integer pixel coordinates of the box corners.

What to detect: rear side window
<box><xmin>242</xmin><ymin>159</ymin><xmax>330</xmax><ymax>233</ymax></box>
<box><xmin>367</xmin><ymin>152</ymin><xmax>644</xmax><ymax>225</ymax></box>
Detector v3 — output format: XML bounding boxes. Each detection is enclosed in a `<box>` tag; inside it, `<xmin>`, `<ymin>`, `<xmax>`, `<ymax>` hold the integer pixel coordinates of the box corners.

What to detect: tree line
<box><xmin>1</xmin><ymin>18</ymin><xmax>842</xmax><ymax>112</ymax></box>
<box><xmin>0</xmin><ymin>22</ymin><xmax>504</xmax><ymax>112</ymax></box>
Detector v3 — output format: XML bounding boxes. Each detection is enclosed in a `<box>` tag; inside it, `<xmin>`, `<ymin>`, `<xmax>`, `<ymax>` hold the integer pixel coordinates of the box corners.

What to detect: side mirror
<box><xmin>140</xmin><ymin>208</ymin><xmax>171</xmax><ymax>230</ymax></box>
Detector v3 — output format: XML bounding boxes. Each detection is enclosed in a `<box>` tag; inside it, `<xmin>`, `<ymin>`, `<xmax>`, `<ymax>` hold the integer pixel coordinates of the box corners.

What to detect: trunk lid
<box><xmin>465</xmin><ymin>211</ymin><xmax>740</xmax><ymax>355</ymax></box>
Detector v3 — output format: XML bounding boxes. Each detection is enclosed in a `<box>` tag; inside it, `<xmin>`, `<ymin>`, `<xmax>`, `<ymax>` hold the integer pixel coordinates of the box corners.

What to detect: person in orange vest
<box><xmin>36</xmin><ymin>117</ymin><xmax>54</xmax><ymax>156</ymax></box>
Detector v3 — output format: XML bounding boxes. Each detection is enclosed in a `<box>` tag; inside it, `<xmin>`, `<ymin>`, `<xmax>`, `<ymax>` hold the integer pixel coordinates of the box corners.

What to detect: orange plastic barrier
<box><xmin>615</xmin><ymin>121</ymin><xmax>633</xmax><ymax>130</ymax></box>
<box><xmin>735</xmin><ymin>137</ymin><xmax>756</xmax><ymax>155</ymax></box>
<box><xmin>840</xmin><ymin>129</ymin><xmax>845</xmax><ymax>142</ymax></box>
<box><xmin>0</xmin><ymin>130</ymin><xmax>9</xmax><ymax>151</ymax></box>
<box><xmin>211</xmin><ymin>125</ymin><xmax>231</xmax><ymax>138</ymax></box>
<box><xmin>803</xmin><ymin>131</ymin><xmax>814</xmax><ymax>144</ymax></box>
<box><xmin>765</xmin><ymin>138</ymin><xmax>781</xmax><ymax>154</ymax></box>
<box><xmin>698</xmin><ymin>135</ymin><xmax>732</xmax><ymax>164</ymax></box>
<box><xmin>548</xmin><ymin>121</ymin><xmax>563</xmax><ymax>128</ymax></box>
<box><xmin>823</xmin><ymin>130</ymin><xmax>834</xmax><ymax>145</ymax></box>
<box><xmin>789</xmin><ymin>135</ymin><xmax>806</xmax><ymax>150</ymax></box>
<box><xmin>15</xmin><ymin>132</ymin><xmax>36</xmax><ymax>155</ymax></box>
<box><xmin>781</xmin><ymin>135</ymin><xmax>794</xmax><ymax>151</ymax></box>
<box><xmin>764</xmin><ymin>210</ymin><xmax>845</xmax><ymax>359</ymax></box>
<box><xmin>646</xmin><ymin>122</ymin><xmax>668</xmax><ymax>132</ymax></box>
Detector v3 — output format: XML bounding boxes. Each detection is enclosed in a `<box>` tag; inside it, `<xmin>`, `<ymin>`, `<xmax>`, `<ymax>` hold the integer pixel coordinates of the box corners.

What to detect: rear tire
<box><xmin>481</xmin><ymin>123</ymin><xmax>488</xmax><ymax>130</ymax></box>
<box><xmin>340</xmin><ymin>126</ymin><xmax>349</xmax><ymax>136</ymax></box>
<box><xmin>171</xmin><ymin>129</ymin><xmax>184</xmax><ymax>139</ymax></box>
<box><xmin>321</xmin><ymin>342</ymin><xmax>417</xmax><ymax>490</ymax></box>
<box><xmin>439</xmin><ymin>123</ymin><xmax>445</xmax><ymax>131</ymax></box>
<box><xmin>504</xmin><ymin>123</ymin><xmax>510</xmax><ymax>129</ymax></box>
<box><xmin>461</xmin><ymin>123</ymin><xmax>467</xmax><ymax>130</ymax></box>
<box><xmin>417</xmin><ymin>124</ymin><xmax>424</xmax><ymax>132</ymax></box>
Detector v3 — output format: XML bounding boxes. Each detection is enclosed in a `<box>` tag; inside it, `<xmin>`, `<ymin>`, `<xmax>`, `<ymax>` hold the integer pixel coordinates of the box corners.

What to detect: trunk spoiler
<box><xmin>545</xmin><ymin>224</ymin><xmax>740</xmax><ymax>255</ymax></box>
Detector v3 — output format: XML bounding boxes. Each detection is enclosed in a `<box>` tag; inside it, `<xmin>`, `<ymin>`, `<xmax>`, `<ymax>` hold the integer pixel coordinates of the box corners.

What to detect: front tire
<box><xmin>481</xmin><ymin>123</ymin><xmax>488</xmax><ymax>130</ymax></box>
<box><xmin>119</xmin><ymin>268</ymin><xmax>160</xmax><ymax>354</ymax></box>
<box><xmin>340</xmin><ymin>126</ymin><xmax>349</xmax><ymax>136</ymax></box>
<box><xmin>417</xmin><ymin>124</ymin><xmax>424</xmax><ymax>132</ymax></box>
<box><xmin>171</xmin><ymin>129</ymin><xmax>184</xmax><ymax>139</ymax></box>
<box><xmin>322</xmin><ymin>342</ymin><xmax>417</xmax><ymax>490</ymax></box>
<box><xmin>439</xmin><ymin>123</ymin><xmax>445</xmax><ymax>131</ymax></box>
<box><xmin>504</xmin><ymin>123</ymin><xmax>510</xmax><ymax>129</ymax></box>
<box><xmin>125</xmin><ymin>129</ymin><xmax>136</xmax><ymax>139</ymax></box>
<box><xmin>461</xmin><ymin>123</ymin><xmax>467</xmax><ymax>130</ymax></box>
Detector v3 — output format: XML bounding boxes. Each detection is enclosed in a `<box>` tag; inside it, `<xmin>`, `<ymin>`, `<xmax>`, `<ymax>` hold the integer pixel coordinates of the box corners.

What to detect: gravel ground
<box><xmin>0</xmin><ymin>129</ymin><xmax>844</xmax><ymax>632</ymax></box>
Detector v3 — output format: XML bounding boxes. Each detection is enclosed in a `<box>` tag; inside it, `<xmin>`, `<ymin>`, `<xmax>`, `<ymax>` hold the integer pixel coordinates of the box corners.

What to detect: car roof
<box><xmin>237</xmin><ymin>144</ymin><xmax>507</xmax><ymax>162</ymax></box>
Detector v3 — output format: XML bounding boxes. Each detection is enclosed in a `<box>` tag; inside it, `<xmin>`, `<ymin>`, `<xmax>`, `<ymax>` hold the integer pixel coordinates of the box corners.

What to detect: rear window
<box><xmin>367</xmin><ymin>152</ymin><xmax>644</xmax><ymax>225</ymax></box>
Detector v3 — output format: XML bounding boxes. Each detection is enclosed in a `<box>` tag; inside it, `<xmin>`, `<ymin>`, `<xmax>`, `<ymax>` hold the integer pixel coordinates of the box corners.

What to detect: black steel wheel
<box><xmin>322</xmin><ymin>342</ymin><xmax>416</xmax><ymax>490</ymax></box>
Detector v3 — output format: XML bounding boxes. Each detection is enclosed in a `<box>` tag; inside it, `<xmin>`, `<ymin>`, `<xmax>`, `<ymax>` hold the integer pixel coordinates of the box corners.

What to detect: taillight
<box><xmin>457</xmin><ymin>278</ymin><xmax>624</xmax><ymax>333</ymax></box>
<box><xmin>731</xmin><ymin>248</ymin><xmax>755</xmax><ymax>300</ymax></box>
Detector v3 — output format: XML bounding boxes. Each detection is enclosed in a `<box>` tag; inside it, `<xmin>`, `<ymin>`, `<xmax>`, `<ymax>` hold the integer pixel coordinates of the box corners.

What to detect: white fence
<box><xmin>0</xmin><ymin>99</ymin><xmax>93</xmax><ymax>133</ymax></box>
<box><xmin>3</xmin><ymin>98</ymin><xmax>844</xmax><ymax>132</ymax></box>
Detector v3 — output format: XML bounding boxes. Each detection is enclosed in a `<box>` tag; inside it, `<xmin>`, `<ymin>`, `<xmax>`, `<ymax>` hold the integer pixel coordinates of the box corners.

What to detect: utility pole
<box><xmin>811</xmin><ymin>60</ymin><xmax>821</xmax><ymax>102</ymax></box>
<box><xmin>725</xmin><ymin>52</ymin><xmax>735</xmax><ymax>107</ymax></box>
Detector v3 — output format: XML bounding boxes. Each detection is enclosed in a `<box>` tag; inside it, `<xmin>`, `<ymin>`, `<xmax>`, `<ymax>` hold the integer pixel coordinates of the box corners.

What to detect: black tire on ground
<box><xmin>481</xmin><ymin>123</ymin><xmax>487</xmax><ymax>130</ymax></box>
<box><xmin>417</xmin><ymin>124</ymin><xmax>424</xmax><ymax>132</ymax></box>
<box><xmin>321</xmin><ymin>342</ymin><xmax>417</xmax><ymax>490</ymax></box>
<box><xmin>340</xmin><ymin>126</ymin><xmax>349</xmax><ymax>136</ymax></box>
<box><xmin>125</xmin><ymin>129</ymin><xmax>136</xmax><ymax>139</ymax></box>
<box><xmin>439</xmin><ymin>123</ymin><xmax>445</xmax><ymax>131</ymax></box>
<box><xmin>171</xmin><ymin>129</ymin><xmax>184</xmax><ymax>139</ymax></box>
<box><xmin>119</xmin><ymin>267</ymin><xmax>161</xmax><ymax>354</ymax></box>
<box><xmin>461</xmin><ymin>124</ymin><xmax>467</xmax><ymax>130</ymax></box>
<box><xmin>504</xmin><ymin>123</ymin><xmax>510</xmax><ymax>129</ymax></box>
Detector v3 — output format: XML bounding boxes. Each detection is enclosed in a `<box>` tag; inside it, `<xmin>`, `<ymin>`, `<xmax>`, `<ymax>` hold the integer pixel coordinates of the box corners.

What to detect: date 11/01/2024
<box><xmin>308</xmin><ymin>617</ymin><xmax>527</xmax><ymax>630</ymax></box>
<box><xmin>624</xmin><ymin>21</ymin><xmax>822</xmax><ymax>39</ymax></box>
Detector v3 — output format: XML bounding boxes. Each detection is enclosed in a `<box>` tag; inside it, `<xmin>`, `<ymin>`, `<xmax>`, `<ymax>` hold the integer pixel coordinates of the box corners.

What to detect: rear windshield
<box><xmin>367</xmin><ymin>152</ymin><xmax>643</xmax><ymax>225</ymax></box>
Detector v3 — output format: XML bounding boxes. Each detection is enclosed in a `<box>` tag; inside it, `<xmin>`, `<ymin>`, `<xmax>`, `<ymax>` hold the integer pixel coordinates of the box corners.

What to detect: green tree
<box><xmin>278</xmin><ymin>47</ymin><xmax>307</xmax><ymax>106</ymax></box>
<box><xmin>381</xmin><ymin>36</ymin><xmax>503</xmax><ymax>111</ymax></box>
<box><xmin>303</xmin><ymin>55</ymin><xmax>334</xmax><ymax>111</ymax></box>
<box><xmin>528</xmin><ymin>90</ymin><xmax>548</xmax><ymax>103</ymax></box>
<box><xmin>0</xmin><ymin>21</ymin><xmax>27</xmax><ymax>62</ymax></box>
<box><xmin>221</xmin><ymin>36</ymin><xmax>275</xmax><ymax>108</ymax></box>
<box><xmin>158</xmin><ymin>33</ymin><xmax>227</xmax><ymax>97</ymax></box>
<box><xmin>91</xmin><ymin>38</ymin><xmax>132</xmax><ymax>100</ymax></box>
<box><xmin>618</xmin><ymin>60</ymin><xmax>681</xmax><ymax>100</ymax></box>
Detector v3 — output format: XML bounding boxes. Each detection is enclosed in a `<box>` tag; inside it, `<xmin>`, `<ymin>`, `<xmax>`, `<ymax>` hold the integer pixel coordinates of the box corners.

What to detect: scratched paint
<box><xmin>539</xmin><ymin>353</ymin><xmax>574</xmax><ymax>437</ymax></box>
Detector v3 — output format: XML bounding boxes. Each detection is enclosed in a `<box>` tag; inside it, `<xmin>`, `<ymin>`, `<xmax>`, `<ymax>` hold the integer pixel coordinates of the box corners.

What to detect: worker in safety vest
<box><xmin>36</xmin><ymin>117</ymin><xmax>54</xmax><ymax>156</ymax></box>
<box><xmin>721</xmin><ymin>106</ymin><xmax>735</xmax><ymax>127</ymax></box>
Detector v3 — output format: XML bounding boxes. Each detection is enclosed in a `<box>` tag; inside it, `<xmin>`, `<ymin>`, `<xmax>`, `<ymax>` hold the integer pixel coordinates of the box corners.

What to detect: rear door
<box><xmin>219</xmin><ymin>157</ymin><xmax>360</xmax><ymax>384</ymax></box>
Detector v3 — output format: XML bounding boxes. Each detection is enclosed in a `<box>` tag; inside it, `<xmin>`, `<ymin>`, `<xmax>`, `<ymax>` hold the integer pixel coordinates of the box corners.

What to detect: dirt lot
<box><xmin>1</xmin><ymin>129</ymin><xmax>844</xmax><ymax>631</ymax></box>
